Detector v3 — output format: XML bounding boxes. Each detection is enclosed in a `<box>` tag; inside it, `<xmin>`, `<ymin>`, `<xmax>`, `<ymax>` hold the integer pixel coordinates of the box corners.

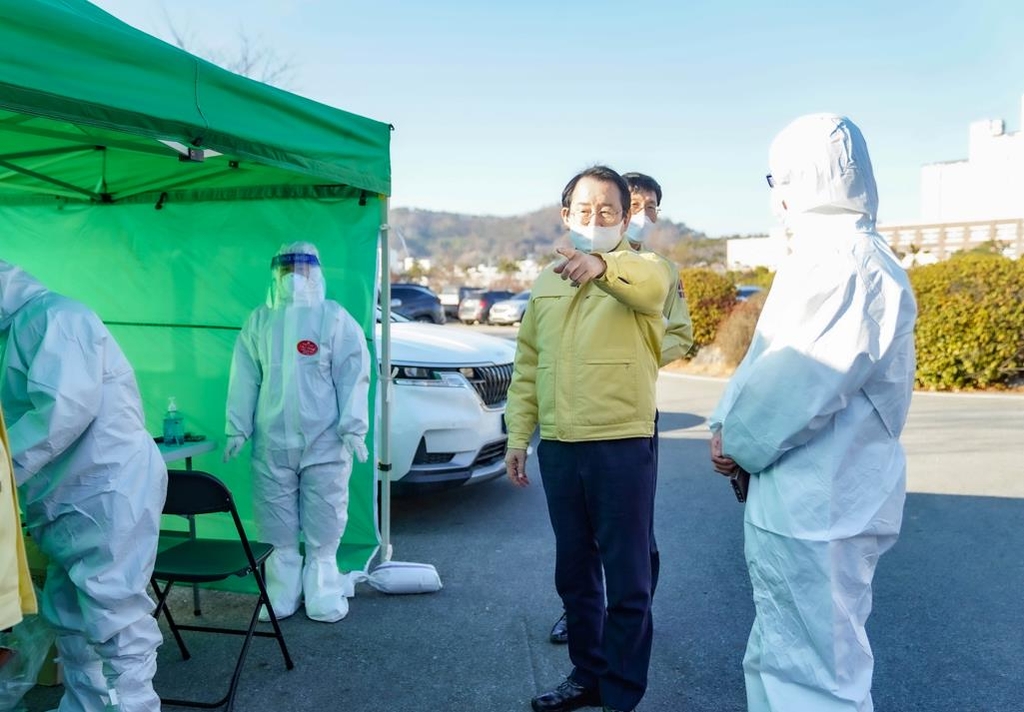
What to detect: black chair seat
<box><xmin>155</xmin><ymin>538</ymin><xmax>273</xmax><ymax>583</ymax></box>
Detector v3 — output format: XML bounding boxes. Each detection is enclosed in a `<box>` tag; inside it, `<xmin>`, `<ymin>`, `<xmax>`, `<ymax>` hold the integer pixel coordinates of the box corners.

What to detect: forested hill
<box><xmin>388</xmin><ymin>205</ymin><xmax>727</xmax><ymax>267</ymax></box>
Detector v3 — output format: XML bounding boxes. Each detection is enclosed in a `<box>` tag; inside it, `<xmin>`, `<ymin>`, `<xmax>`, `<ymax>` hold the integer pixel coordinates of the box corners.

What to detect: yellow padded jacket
<box><xmin>505</xmin><ymin>244</ymin><xmax>673</xmax><ymax>449</ymax></box>
<box><xmin>649</xmin><ymin>251</ymin><xmax>695</xmax><ymax>366</ymax></box>
<box><xmin>1</xmin><ymin>406</ymin><xmax>37</xmax><ymax>629</ymax></box>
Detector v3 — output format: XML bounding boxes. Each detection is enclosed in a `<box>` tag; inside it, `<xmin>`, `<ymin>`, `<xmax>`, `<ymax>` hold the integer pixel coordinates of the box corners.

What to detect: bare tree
<box><xmin>160</xmin><ymin>4</ymin><xmax>296</xmax><ymax>88</ymax></box>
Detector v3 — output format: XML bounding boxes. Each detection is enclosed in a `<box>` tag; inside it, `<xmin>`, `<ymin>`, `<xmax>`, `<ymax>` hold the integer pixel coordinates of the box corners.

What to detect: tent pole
<box><xmin>378</xmin><ymin>197</ymin><xmax>393</xmax><ymax>563</ymax></box>
<box><xmin>0</xmin><ymin>157</ymin><xmax>104</xmax><ymax>200</ymax></box>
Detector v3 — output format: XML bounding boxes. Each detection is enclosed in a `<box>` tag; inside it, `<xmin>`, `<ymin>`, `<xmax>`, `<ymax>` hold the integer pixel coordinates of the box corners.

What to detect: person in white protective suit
<box><xmin>224</xmin><ymin>241</ymin><xmax>370</xmax><ymax>623</ymax></box>
<box><xmin>708</xmin><ymin>114</ymin><xmax>917</xmax><ymax>712</ymax></box>
<box><xmin>0</xmin><ymin>260</ymin><xmax>167</xmax><ymax>712</ymax></box>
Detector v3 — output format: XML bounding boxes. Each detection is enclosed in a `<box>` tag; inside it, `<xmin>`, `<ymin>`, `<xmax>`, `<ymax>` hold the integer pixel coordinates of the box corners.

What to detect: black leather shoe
<box><xmin>530</xmin><ymin>679</ymin><xmax>600</xmax><ymax>712</ymax></box>
<box><xmin>549</xmin><ymin>611</ymin><xmax>568</xmax><ymax>644</ymax></box>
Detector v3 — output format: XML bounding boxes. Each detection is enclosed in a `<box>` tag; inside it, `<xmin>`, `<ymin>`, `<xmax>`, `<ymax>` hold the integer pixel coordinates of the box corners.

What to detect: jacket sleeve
<box><xmin>7</xmin><ymin>314</ymin><xmax>103</xmax><ymax>483</ymax></box>
<box><xmin>660</xmin><ymin>271</ymin><xmax>695</xmax><ymax>366</ymax></box>
<box><xmin>332</xmin><ymin>311</ymin><xmax>371</xmax><ymax>439</ymax></box>
<box><xmin>504</xmin><ymin>296</ymin><xmax>539</xmax><ymax>450</ymax></box>
<box><xmin>225</xmin><ymin>312</ymin><xmax>261</xmax><ymax>439</ymax></box>
<box><xmin>715</xmin><ymin>266</ymin><xmax>881</xmax><ymax>474</ymax></box>
<box><xmin>594</xmin><ymin>250</ymin><xmax>672</xmax><ymax>316</ymax></box>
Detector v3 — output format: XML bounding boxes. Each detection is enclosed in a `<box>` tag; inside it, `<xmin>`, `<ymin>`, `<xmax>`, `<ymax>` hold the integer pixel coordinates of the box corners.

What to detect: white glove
<box><xmin>341</xmin><ymin>433</ymin><xmax>369</xmax><ymax>464</ymax></box>
<box><xmin>223</xmin><ymin>435</ymin><xmax>246</xmax><ymax>462</ymax></box>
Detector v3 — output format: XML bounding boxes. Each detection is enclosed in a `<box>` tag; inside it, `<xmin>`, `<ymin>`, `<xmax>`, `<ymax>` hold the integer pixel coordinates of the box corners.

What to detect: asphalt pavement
<box><xmin>23</xmin><ymin>372</ymin><xmax>1024</xmax><ymax>712</ymax></box>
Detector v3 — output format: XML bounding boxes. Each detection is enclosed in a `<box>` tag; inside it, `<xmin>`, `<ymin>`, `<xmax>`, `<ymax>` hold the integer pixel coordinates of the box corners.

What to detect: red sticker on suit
<box><xmin>297</xmin><ymin>340</ymin><xmax>319</xmax><ymax>356</ymax></box>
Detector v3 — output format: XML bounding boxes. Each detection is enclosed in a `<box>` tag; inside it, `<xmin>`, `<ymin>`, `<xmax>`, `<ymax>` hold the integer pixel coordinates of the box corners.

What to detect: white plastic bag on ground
<box><xmin>367</xmin><ymin>561</ymin><xmax>443</xmax><ymax>595</ymax></box>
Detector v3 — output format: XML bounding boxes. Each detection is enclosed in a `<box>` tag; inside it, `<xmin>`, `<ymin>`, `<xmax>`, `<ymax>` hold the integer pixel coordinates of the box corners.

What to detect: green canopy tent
<box><xmin>0</xmin><ymin>0</ymin><xmax>395</xmax><ymax>574</ymax></box>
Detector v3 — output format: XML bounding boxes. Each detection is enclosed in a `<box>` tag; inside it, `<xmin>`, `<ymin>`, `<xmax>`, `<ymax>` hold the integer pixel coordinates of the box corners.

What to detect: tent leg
<box><xmin>379</xmin><ymin>198</ymin><xmax>393</xmax><ymax>563</ymax></box>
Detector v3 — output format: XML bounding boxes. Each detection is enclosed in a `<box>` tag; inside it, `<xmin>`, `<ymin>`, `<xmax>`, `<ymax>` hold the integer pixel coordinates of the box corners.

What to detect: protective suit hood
<box><xmin>769</xmin><ymin>114</ymin><xmax>879</xmax><ymax>235</ymax></box>
<box><xmin>267</xmin><ymin>241</ymin><xmax>327</xmax><ymax>308</ymax></box>
<box><xmin>0</xmin><ymin>261</ymin><xmax>47</xmax><ymax>332</ymax></box>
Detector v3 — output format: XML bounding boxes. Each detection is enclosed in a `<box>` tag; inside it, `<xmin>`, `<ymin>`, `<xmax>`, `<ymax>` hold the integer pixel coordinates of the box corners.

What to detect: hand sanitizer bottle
<box><xmin>163</xmin><ymin>397</ymin><xmax>185</xmax><ymax>445</ymax></box>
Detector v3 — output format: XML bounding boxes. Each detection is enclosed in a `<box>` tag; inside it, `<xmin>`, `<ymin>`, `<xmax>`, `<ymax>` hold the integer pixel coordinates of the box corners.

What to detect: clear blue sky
<box><xmin>92</xmin><ymin>0</ymin><xmax>1024</xmax><ymax>237</ymax></box>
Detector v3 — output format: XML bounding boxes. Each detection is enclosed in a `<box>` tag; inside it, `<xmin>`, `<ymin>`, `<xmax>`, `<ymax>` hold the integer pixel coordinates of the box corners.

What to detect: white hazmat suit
<box><xmin>225</xmin><ymin>242</ymin><xmax>370</xmax><ymax>623</ymax></box>
<box><xmin>710</xmin><ymin>115</ymin><xmax>917</xmax><ymax>712</ymax></box>
<box><xmin>0</xmin><ymin>260</ymin><xmax>167</xmax><ymax>712</ymax></box>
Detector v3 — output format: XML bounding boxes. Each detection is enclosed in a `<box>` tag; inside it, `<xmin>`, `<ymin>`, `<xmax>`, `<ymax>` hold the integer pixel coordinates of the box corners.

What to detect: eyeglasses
<box><xmin>765</xmin><ymin>174</ymin><xmax>775</xmax><ymax>188</ymax></box>
<box><xmin>630</xmin><ymin>202</ymin><xmax>661</xmax><ymax>219</ymax></box>
<box><xmin>569</xmin><ymin>206</ymin><xmax>623</xmax><ymax>226</ymax></box>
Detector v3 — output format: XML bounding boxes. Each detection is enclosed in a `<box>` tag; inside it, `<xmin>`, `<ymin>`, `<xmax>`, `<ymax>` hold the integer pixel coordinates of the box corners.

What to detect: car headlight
<box><xmin>392</xmin><ymin>365</ymin><xmax>471</xmax><ymax>387</ymax></box>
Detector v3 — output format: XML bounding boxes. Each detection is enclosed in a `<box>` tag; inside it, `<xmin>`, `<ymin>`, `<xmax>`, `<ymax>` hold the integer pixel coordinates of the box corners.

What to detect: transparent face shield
<box><xmin>268</xmin><ymin>252</ymin><xmax>325</xmax><ymax>306</ymax></box>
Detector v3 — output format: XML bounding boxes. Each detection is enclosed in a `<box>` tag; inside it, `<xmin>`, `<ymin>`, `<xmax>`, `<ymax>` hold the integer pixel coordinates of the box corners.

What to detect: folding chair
<box><xmin>151</xmin><ymin>469</ymin><xmax>294</xmax><ymax>711</ymax></box>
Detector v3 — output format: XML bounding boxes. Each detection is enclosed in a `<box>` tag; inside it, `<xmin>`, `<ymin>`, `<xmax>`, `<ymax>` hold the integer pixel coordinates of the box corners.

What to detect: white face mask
<box><xmin>626</xmin><ymin>211</ymin><xmax>653</xmax><ymax>244</ymax></box>
<box><xmin>279</xmin><ymin>272</ymin><xmax>309</xmax><ymax>300</ymax></box>
<box><xmin>568</xmin><ymin>219</ymin><xmax>622</xmax><ymax>254</ymax></box>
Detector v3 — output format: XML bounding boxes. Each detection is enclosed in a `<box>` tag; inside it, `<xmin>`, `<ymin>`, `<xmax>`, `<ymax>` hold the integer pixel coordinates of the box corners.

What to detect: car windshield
<box><xmin>375</xmin><ymin>307</ymin><xmax>411</xmax><ymax>323</ymax></box>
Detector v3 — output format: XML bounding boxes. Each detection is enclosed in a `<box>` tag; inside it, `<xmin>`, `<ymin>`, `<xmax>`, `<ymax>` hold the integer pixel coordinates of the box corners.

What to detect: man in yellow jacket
<box><xmin>505</xmin><ymin>165</ymin><xmax>673</xmax><ymax>712</ymax></box>
<box><xmin>546</xmin><ymin>171</ymin><xmax>694</xmax><ymax>646</ymax></box>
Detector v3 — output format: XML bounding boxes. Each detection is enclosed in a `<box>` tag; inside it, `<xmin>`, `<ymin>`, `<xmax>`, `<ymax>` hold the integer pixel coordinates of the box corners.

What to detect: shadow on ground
<box><xmin>22</xmin><ymin>422</ymin><xmax>1024</xmax><ymax>712</ymax></box>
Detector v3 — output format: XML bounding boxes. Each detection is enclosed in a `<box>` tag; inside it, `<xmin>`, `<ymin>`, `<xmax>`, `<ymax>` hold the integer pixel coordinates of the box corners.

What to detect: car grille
<box><xmin>473</xmin><ymin>440</ymin><xmax>507</xmax><ymax>467</ymax></box>
<box><xmin>466</xmin><ymin>363</ymin><xmax>514</xmax><ymax>407</ymax></box>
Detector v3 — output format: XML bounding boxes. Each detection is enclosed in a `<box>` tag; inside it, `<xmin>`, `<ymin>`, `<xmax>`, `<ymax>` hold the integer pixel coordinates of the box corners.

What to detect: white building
<box><xmin>728</xmin><ymin>95</ymin><xmax>1024</xmax><ymax>270</ymax></box>
<box><xmin>883</xmin><ymin>96</ymin><xmax>1024</xmax><ymax>263</ymax></box>
<box><xmin>920</xmin><ymin>96</ymin><xmax>1024</xmax><ymax>223</ymax></box>
<box><xmin>726</xmin><ymin>229</ymin><xmax>787</xmax><ymax>271</ymax></box>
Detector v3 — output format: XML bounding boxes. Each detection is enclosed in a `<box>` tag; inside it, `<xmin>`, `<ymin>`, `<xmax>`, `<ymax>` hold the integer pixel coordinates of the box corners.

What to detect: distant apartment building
<box><xmin>728</xmin><ymin>95</ymin><xmax>1024</xmax><ymax>270</ymax></box>
<box><xmin>726</xmin><ymin>229</ymin><xmax>788</xmax><ymax>272</ymax></box>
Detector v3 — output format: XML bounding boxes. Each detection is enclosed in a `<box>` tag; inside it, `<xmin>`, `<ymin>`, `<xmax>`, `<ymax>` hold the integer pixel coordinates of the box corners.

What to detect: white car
<box><xmin>376</xmin><ymin>314</ymin><xmax>515</xmax><ymax>492</ymax></box>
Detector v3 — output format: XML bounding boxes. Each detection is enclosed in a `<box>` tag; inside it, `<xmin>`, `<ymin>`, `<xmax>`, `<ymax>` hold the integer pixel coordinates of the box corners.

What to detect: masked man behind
<box><xmin>506</xmin><ymin>166</ymin><xmax>673</xmax><ymax>712</ymax></box>
<box><xmin>621</xmin><ymin>171</ymin><xmax>693</xmax><ymax>366</ymax></box>
<box><xmin>225</xmin><ymin>242</ymin><xmax>370</xmax><ymax>624</ymax></box>
<box><xmin>710</xmin><ymin>115</ymin><xmax>917</xmax><ymax>712</ymax></box>
<box><xmin>1</xmin><ymin>260</ymin><xmax>167</xmax><ymax>712</ymax></box>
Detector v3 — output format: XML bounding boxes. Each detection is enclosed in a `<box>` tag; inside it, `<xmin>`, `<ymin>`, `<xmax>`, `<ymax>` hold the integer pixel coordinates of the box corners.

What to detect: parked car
<box><xmin>487</xmin><ymin>291</ymin><xmax>530</xmax><ymax>325</ymax></box>
<box><xmin>458</xmin><ymin>289</ymin><xmax>515</xmax><ymax>324</ymax></box>
<box><xmin>377</xmin><ymin>311</ymin><xmax>515</xmax><ymax>493</ymax></box>
<box><xmin>735</xmin><ymin>284</ymin><xmax>764</xmax><ymax>302</ymax></box>
<box><xmin>439</xmin><ymin>286</ymin><xmax>477</xmax><ymax>320</ymax></box>
<box><xmin>389</xmin><ymin>283</ymin><xmax>445</xmax><ymax>323</ymax></box>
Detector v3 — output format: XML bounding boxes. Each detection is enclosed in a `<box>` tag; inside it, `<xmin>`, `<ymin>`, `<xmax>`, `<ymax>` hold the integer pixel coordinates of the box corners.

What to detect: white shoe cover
<box><xmin>259</xmin><ymin>546</ymin><xmax>302</xmax><ymax>622</ymax></box>
<box><xmin>302</xmin><ymin>550</ymin><xmax>349</xmax><ymax>623</ymax></box>
<box><xmin>53</xmin><ymin>635</ymin><xmax>108</xmax><ymax>712</ymax></box>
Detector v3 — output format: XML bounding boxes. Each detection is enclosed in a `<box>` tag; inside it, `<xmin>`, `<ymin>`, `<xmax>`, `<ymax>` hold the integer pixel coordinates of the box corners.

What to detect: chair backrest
<box><xmin>163</xmin><ymin>469</ymin><xmax>234</xmax><ymax>516</ymax></box>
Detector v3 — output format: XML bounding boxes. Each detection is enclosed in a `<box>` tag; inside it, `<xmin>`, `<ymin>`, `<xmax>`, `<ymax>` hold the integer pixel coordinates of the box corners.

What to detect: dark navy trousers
<box><xmin>651</xmin><ymin>412</ymin><xmax>660</xmax><ymax>595</ymax></box>
<box><xmin>538</xmin><ymin>437</ymin><xmax>656</xmax><ymax>712</ymax></box>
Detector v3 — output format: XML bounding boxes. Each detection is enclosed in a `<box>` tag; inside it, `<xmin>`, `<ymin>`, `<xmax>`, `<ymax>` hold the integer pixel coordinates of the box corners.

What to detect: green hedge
<box><xmin>909</xmin><ymin>253</ymin><xmax>1024</xmax><ymax>390</ymax></box>
<box><xmin>686</xmin><ymin>254</ymin><xmax>1024</xmax><ymax>391</ymax></box>
<box><xmin>679</xmin><ymin>268</ymin><xmax>737</xmax><ymax>347</ymax></box>
<box><xmin>727</xmin><ymin>266</ymin><xmax>776</xmax><ymax>291</ymax></box>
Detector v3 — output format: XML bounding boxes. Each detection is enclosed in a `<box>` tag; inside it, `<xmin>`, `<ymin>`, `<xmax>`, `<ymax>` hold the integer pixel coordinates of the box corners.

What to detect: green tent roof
<box><xmin>0</xmin><ymin>0</ymin><xmax>391</xmax><ymax>200</ymax></box>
